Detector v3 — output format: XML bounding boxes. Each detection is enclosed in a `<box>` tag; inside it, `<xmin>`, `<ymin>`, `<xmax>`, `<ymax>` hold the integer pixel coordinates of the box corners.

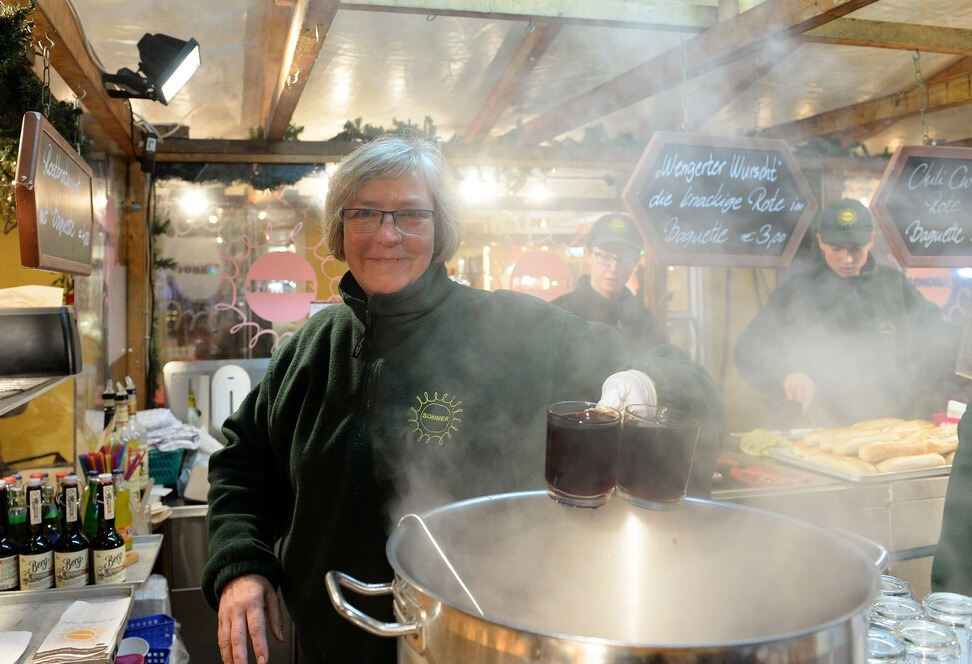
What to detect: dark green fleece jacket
<box><xmin>551</xmin><ymin>276</ymin><xmax>667</xmax><ymax>353</ymax></box>
<box><xmin>203</xmin><ymin>263</ymin><xmax>725</xmax><ymax>662</ymax></box>
<box><xmin>735</xmin><ymin>256</ymin><xmax>961</xmax><ymax>427</ymax></box>
<box><xmin>931</xmin><ymin>407</ymin><xmax>972</xmax><ymax>595</ymax></box>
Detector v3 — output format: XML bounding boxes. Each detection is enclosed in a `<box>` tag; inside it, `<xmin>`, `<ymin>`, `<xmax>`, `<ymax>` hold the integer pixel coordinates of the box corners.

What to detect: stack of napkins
<box><xmin>31</xmin><ymin>599</ymin><xmax>129</xmax><ymax>664</ymax></box>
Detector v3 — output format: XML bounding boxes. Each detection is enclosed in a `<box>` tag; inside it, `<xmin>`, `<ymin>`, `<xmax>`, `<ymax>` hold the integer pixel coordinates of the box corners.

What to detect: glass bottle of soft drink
<box><xmin>54</xmin><ymin>475</ymin><xmax>89</xmax><ymax>588</ymax></box>
<box><xmin>82</xmin><ymin>471</ymin><xmax>100</xmax><ymax>541</ymax></box>
<box><xmin>111</xmin><ymin>469</ymin><xmax>133</xmax><ymax>550</ymax></box>
<box><xmin>102</xmin><ymin>379</ymin><xmax>115</xmax><ymax>431</ymax></box>
<box><xmin>0</xmin><ymin>483</ymin><xmax>18</xmax><ymax>591</ymax></box>
<box><xmin>125</xmin><ymin>376</ymin><xmax>150</xmax><ymax>497</ymax></box>
<box><xmin>91</xmin><ymin>473</ymin><xmax>125</xmax><ymax>585</ymax></box>
<box><xmin>41</xmin><ymin>481</ymin><xmax>59</xmax><ymax>544</ymax></box>
<box><xmin>19</xmin><ymin>478</ymin><xmax>54</xmax><ymax>590</ymax></box>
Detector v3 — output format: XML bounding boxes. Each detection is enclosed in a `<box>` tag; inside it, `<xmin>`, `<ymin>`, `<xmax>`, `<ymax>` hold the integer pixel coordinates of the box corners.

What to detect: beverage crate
<box><xmin>146</xmin><ymin>649</ymin><xmax>170</xmax><ymax>664</ymax></box>
<box><xmin>125</xmin><ymin>613</ymin><xmax>175</xmax><ymax>649</ymax></box>
<box><xmin>147</xmin><ymin>449</ymin><xmax>184</xmax><ymax>485</ymax></box>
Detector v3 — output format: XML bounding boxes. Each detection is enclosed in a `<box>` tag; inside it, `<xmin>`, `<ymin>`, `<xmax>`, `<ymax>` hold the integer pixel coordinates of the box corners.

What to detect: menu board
<box><xmin>871</xmin><ymin>145</ymin><xmax>972</xmax><ymax>268</ymax></box>
<box><xmin>14</xmin><ymin>112</ymin><xmax>94</xmax><ymax>275</ymax></box>
<box><xmin>621</xmin><ymin>132</ymin><xmax>817</xmax><ymax>267</ymax></box>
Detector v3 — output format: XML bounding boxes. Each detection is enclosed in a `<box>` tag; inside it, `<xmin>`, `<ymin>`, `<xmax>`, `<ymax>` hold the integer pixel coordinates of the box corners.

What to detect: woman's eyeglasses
<box><xmin>340</xmin><ymin>208</ymin><xmax>434</xmax><ymax>235</ymax></box>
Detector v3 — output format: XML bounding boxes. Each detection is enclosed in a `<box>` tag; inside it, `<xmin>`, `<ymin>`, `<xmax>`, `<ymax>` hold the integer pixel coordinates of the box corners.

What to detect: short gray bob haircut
<box><xmin>322</xmin><ymin>134</ymin><xmax>462</xmax><ymax>263</ymax></box>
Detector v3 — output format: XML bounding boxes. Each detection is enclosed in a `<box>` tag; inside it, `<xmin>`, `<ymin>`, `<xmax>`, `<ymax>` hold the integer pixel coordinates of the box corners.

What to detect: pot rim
<box><xmin>386</xmin><ymin>490</ymin><xmax>880</xmax><ymax>649</ymax></box>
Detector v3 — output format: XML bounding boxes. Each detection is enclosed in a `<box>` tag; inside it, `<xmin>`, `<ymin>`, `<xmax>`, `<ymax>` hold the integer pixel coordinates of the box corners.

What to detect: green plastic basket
<box><xmin>147</xmin><ymin>449</ymin><xmax>184</xmax><ymax>484</ymax></box>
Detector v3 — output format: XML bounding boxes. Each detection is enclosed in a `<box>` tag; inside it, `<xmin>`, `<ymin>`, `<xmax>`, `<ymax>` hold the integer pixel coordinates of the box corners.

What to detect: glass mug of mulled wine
<box><xmin>544</xmin><ymin>401</ymin><xmax>620</xmax><ymax>508</ymax></box>
<box><xmin>617</xmin><ymin>404</ymin><xmax>700</xmax><ymax>510</ymax></box>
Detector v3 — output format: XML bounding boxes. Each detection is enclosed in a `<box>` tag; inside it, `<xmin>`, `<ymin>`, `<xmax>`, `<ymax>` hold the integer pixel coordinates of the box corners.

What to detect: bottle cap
<box><xmin>97</xmin><ymin>473</ymin><xmax>113</xmax><ymax>483</ymax></box>
<box><xmin>61</xmin><ymin>475</ymin><xmax>78</xmax><ymax>487</ymax></box>
<box><xmin>26</xmin><ymin>477</ymin><xmax>42</xmax><ymax>487</ymax></box>
<box><xmin>29</xmin><ymin>473</ymin><xmax>43</xmax><ymax>479</ymax></box>
<box><xmin>87</xmin><ymin>470</ymin><xmax>99</xmax><ymax>477</ymax></box>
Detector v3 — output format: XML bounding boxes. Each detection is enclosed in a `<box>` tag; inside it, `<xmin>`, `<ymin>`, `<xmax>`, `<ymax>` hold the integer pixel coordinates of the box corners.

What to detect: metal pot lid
<box><xmin>387</xmin><ymin>491</ymin><xmax>880</xmax><ymax>647</ymax></box>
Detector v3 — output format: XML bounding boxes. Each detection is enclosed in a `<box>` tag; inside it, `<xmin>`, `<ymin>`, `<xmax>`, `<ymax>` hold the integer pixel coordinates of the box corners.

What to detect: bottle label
<box><xmin>65</xmin><ymin>487</ymin><xmax>78</xmax><ymax>523</ymax></box>
<box><xmin>18</xmin><ymin>551</ymin><xmax>53</xmax><ymax>590</ymax></box>
<box><xmin>93</xmin><ymin>545</ymin><xmax>125</xmax><ymax>585</ymax></box>
<box><xmin>103</xmin><ymin>484</ymin><xmax>115</xmax><ymax>521</ymax></box>
<box><xmin>0</xmin><ymin>555</ymin><xmax>17</xmax><ymax>590</ymax></box>
<box><xmin>28</xmin><ymin>489</ymin><xmax>42</xmax><ymax>526</ymax></box>
<box><xmin>54</xmin><ymin>549</ymin><xmax>89</xmax><ymax>587</ymax></box>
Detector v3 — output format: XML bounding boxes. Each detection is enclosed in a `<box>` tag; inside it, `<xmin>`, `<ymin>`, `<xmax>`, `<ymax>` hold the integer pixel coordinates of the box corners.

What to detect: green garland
<box><xmin>0</xmin><ymin>1</ymin><xmax>87</xmax><ymax>233</ymax></box>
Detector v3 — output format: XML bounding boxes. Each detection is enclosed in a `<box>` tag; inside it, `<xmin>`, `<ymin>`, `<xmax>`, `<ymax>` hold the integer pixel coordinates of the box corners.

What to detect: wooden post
<box><xmin>124</xmin><ymin>162</ymin><xmax>150</xmax><ymax>402</ymax></box>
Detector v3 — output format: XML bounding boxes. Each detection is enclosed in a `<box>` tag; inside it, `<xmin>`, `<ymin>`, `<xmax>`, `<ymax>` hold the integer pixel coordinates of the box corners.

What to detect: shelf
<box><xmin>0</xmin><ymin>375</ymin><xmax>69</xmax><ymax>417</ymax></box>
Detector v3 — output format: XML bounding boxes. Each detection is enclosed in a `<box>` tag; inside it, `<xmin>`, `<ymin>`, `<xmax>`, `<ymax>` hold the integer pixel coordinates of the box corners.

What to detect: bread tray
<box><xmin>768</xmin><ymin>447</ymin><xmax>952</xmax><ymax>484</ymax></box>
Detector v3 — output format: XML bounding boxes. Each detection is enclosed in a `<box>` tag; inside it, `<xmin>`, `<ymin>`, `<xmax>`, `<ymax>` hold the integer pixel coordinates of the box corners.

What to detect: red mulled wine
<box><xmin>617</xmin><ymin>406</ymin><xmax>699</xmax><ymax>510</ymax></box>
<box><xmin>545</xmin><ymin>402</ymin><xmax>620</xmax><ymax>508</ymax></box>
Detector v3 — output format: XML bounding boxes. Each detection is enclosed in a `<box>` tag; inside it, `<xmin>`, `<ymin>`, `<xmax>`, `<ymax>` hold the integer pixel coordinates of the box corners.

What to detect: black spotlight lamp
<box><xmin>102</xmin><ymin>33</ymin><xmax>200</xmax><ymax>105</ymax></box>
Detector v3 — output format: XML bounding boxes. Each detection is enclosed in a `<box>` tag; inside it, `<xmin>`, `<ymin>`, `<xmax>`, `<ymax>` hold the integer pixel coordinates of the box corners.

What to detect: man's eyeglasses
<box><xmin>340</xmin><ymin>208</ymin><xmax>434</xmax><ymax>235</ymax></box>
<box><xmin>591</xmin><ymin>248</ymin><xmax>641</xmax><ymax>268</ymax></box>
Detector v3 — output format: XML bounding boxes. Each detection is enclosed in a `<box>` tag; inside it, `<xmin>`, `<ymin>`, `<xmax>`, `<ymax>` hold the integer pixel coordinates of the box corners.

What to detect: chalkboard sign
<box><xmin>621</xmin><ymin>132</ymin><xmax>817</xmax><ymax>267</ymax></box>
<box><xmin>14</xmin><ymin>112</ymin><xmax>94</xmax><ymax>275</ymax></box>
<box><xmin>871</xmin><ymin>145</ymin><xmax>972</xmax><ymax>268</ymax></box>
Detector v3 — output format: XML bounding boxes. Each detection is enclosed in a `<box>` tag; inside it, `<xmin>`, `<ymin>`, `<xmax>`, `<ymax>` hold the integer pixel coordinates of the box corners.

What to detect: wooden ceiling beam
<box><xmin>241</xmin><ymin>1</ymin><xmax>292</xmax><ymax>134</ymax></box>
<box><xmin>337</xmin><ymin>0</ymin><xmax>717</xmax><ymax>31</ymax></box>
<box><xmin>264</xmin><ymin>0</ymin><xmax>339</xmax><ymax>140</ymax></box>
<box><xmin>760</xmin><ymin>70</ymin><xmax>972</xmax><ymax>141</ymax></box>
<box><xmin>517</xmin><ymin>0</ymin><xmax>880</xmax><ymax>145</ymax></box>
<box><xmin>461</xmin><ymin>22</ymin><xmax>562</xmax><ymax>144</ymax></box>
<box><xmin>803</xmin><ymin>18</ymin><xmax>972</xmax><ymax>56</ymax></box>
<box><xmin>28</xmin><ymin>0</ymin><xmax>135</xmax><ymax>157</ymax></box>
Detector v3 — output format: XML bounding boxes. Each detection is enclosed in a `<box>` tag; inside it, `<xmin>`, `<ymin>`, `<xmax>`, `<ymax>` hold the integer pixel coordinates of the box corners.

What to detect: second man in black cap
<box><xmin>735</xmin><ymin>198</ymin><xmax>962</xmax><ymax>427</ymax></box>
<box><xmin>552</xmin><ymin>213</ymin><xmax>666</xmax><ymax>352</ymax></box>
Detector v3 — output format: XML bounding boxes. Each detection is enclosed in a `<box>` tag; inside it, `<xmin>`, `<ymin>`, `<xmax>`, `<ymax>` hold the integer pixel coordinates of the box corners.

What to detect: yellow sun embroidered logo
<box><xmin>610</xmin><ymin>218</ymin><xmax>627</xmax><ymax>231</ymax></box>
<box><xmin>408</xmin><ymin>392</ymin><xmax>463</xmax><ymax>445</ymax></box>
<box><xmin>837</xmin><ymin>207</ymin><xmax>858</xmax><ymax>226</ymax></box>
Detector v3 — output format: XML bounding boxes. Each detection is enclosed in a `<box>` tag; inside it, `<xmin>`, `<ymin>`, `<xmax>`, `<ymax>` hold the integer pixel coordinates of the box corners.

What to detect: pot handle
<box><xmin>828</xmin><ymin>528</ymin><xmax>888</xmax><ymax>571</ymax></box>
<box><xmin>325</xmin><ymin>571</ymin><xmax>422</xmax><ymax>638</ymax></box>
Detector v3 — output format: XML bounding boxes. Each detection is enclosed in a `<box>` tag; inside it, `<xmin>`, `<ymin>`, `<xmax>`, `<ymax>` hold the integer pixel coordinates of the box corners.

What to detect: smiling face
<box><xmin>343</xmin><ymin>173</ymin><xmax>436</xmax><ymax>297</ymax></box>
<box><xmin>817</xmin><ymin>232</ymin><xmax>876</xmax><ymax>278</ymax></box>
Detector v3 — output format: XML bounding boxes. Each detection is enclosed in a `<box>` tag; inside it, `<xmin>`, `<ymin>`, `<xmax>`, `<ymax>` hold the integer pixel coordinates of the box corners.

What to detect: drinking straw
<box><xmin>125</xmin><ymin>451</ymin><xmax>146</xmax><ymax>481</ymax></box>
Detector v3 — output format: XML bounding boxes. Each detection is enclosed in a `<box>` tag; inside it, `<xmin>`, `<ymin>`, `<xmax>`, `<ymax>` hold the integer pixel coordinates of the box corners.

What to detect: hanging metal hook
<box><xmin>425</xmin><ymin>13</ymin><xmax>437</xmax><ymax>21</ymax></box>
<box><xmin>525</xmin><ymin>19</ymin><xmax>536</xmax><ymax>34</ymax></box>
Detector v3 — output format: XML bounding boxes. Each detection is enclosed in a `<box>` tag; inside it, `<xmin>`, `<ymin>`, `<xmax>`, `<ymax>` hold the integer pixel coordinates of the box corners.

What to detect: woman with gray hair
<box><xmin>203</xmin><ymin>134</ymin><xmax>725</xmax><ymax>663</ymax></box>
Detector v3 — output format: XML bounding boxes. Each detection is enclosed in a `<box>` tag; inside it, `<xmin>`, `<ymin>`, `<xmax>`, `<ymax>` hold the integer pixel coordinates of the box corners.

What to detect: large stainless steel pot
<box><xmin>327</xmin><ymin>491</ymin><xmax>885</xmax><ymax>662</ymax></box>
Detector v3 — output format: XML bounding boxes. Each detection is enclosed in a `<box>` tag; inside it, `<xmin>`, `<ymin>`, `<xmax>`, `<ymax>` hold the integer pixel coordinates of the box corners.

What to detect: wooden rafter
<box><xmin>461</xmin><ymin>22</ymin><xmax>561</xmax><ymax>144</ymax></box>
<box><xmin>264</xmin><ymin>0</ymin><xmax>339</xmax><ymax>140</ymax></box>
<box><xmin>803</xmin><ymin>19</ymin><xmax>972</xmax><ymax>56</ymax></box>
<box><xmin>517</xmin><ymin>0</ymin><xmax>880</xmax><ymax>145</ymax></box>
<box><xmin>29</xmin><ymin>0</ymin><xmax>135</xmax><ymax>157</ymax></box>
<box><xmin>760</xmin><ymin>69</ymin><xmax>972</xmax><ymax>141</ymax></box>
<box><xmin>830</xmin><ymin>57</ymin><xmax>972</xmax><ymax>146</ymax></box>
<box><xmin>241</xmin><ymin>2</ymin><xmax>292</xmax><ymax>134</ymax></box>
<box><xmin>337</xmin><ymin>0</ymin><xmax>717</xmax><ymax>31</ymax></box>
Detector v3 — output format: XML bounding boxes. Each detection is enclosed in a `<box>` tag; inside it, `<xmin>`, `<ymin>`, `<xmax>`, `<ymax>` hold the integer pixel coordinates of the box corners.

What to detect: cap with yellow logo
<box><xmin>818</xmin><ymin>198</ymin><xmax>874</xmax><ymax>245</ymax></box>
<box><xmin>586</xmin><ymin>213</ymin><xmax>643</xmax><ymax>251</ymax></box>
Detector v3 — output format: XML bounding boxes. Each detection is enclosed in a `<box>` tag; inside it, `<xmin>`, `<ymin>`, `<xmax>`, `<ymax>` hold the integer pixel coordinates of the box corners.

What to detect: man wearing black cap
<box><xmin>552</xmin><ymin>213</ymin><xmax>666</xmax><ymax>352</ymax></box>
<box><xmin>735</xmin><ymin>198</ymin><xmax>961</xmax><ymax>427</ymax></box>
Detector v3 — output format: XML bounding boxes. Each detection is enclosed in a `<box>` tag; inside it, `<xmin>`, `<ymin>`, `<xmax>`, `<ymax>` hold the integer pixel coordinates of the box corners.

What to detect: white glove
<box><xmin>598</xmin><ymin>369</ymin><xmax>657</xmax><ymax>413</ymax></box>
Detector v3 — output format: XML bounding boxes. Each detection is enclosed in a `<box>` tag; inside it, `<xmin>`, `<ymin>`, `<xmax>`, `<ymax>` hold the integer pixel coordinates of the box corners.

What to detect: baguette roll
<box><xmin>858</xmin><ymin>439</ymin><xmax>928</xmax><ymax>463</ymax></box>
<box><xmin>919</xmin><ymin>425</ymin><xmax>959</xmax><ymax>455</ymax></box>
<box><xmin>944</xmin><ymin>451</ymin><xmax>955</xmax><ymax>465</ymax></box>
<box><xmin>850</xmin><ymin>418</ymin><xmax>906</xmax><ymax>431</ymax></box>
<box><xmin>876</xmin><ymin>452</ymin><xmax>947</xmax><ymax>473</ymax></box>
<box><xmin>803</xmin><ymin>450</ymin><xmax>878</xmax><ymax>476</ymax></box>
<box><xmin>831</xmin><ymin>432</ymin><xmax>890</xmax><ymax>456</ymax></box>
<box><xmin>887</xmin><ymin>419</ymin><xmax>935</xmax><ymax>434</ymax></box>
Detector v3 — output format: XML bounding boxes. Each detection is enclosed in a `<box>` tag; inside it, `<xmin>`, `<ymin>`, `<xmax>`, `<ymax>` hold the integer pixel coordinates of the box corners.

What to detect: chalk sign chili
<box><xmin>14</xmin><ymin>112</ymin><xmax>94</xmax><ymax>275</ymax></box>
<box><xmin>870</xmin><ymin>144</ymin><xmax>972</xmax><ymax>268</ymax></box>
<box><xmin>621</xmin><ymin>132</ymin><xmax>817</xmax><ymax>267</ymax></box>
